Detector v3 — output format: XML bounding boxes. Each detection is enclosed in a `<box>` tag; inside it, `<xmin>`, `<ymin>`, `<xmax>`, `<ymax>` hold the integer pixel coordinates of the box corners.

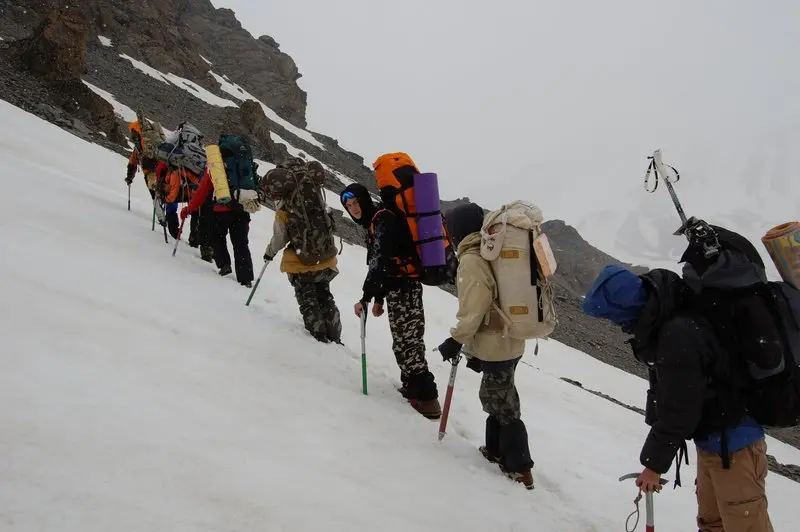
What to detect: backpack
<box><xmin>740</xmin><ymin>281</ymin><xmax>800</xmax><ymax>428</ymax></box>
<box><xmin>260</xmin><ymin>158</ymin><xmax>338</xmax><ymax>266</ymax></box>
<box><xmin>134</xmin><ymin>109</ymin><xmax>165</xmax><ymax>161</ymax></box>
<box><xmin>212</xmin><ymin>135</ymin><xmax>261</xmax><ymax>214</ymax></box>
<box><xmin>479</xmin><ymin>200</ymin><xmax>558</xmax><ymax>340</ymax></box>
<box><xmin>155</xmin><ymin>122</ymin><xmax>207</xmax><ymax>177</ymax></box>
<box><xmin>371</xmin><ymin>152</ymin><xmax>458</xmax><ymax>286</ymax></box>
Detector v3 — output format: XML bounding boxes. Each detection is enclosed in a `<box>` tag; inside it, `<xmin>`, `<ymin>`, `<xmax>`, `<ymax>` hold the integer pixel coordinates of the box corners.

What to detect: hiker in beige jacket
<box><xmin>437</xmin><ymin>202</ymin><xmax>534</xmax><ymax>489</ymax></box>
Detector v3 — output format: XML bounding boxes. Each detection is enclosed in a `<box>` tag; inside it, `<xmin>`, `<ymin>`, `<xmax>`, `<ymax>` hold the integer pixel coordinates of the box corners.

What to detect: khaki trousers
<box><xmin>696</xmin><ymin>439</ymin><xmax>773</xmax><ymax>532</ymax></box>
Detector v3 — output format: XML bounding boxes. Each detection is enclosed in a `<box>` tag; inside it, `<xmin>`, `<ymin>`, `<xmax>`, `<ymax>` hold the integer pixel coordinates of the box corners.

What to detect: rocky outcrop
<box><xmin>9</xmin><ymin>5</ymin><xmax>86</xmax><ymax>80</ymax></box>
<box><xmin>4</xmin><ymin>4</ymin><xmax>119</xmax><ymax>138</ymax></box>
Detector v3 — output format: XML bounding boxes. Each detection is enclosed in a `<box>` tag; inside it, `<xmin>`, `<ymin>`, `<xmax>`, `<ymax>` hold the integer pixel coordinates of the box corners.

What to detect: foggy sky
<box><xmin>210</xmin><ymin>0</ymin><xmax>800</xmax><ymax>222</ymax></box>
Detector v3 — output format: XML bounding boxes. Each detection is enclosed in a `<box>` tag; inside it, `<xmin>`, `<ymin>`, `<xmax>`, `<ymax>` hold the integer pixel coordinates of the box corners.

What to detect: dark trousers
<box><xmin>211</xmin><ymin>210</ymin><xmax>253</xmax><ymax>284</ymax></box>
<box><xmin>189</xmin><ymin>195</ymin><xmax>213</xmax><ymax>248</ymax></box>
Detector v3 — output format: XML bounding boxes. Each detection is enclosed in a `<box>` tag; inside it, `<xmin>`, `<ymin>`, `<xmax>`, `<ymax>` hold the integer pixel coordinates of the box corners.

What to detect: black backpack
<box><xmin>744</xmin><ymin>282</ymin><xmax>800</xmax><ymax>427</ymax></box>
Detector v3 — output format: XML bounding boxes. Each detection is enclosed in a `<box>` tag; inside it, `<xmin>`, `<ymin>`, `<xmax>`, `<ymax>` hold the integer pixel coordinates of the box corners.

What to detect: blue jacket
<box><xmin>694</xmin><ymin>416</ymin><xmax>764</xmax><ymax>455</ymax></box>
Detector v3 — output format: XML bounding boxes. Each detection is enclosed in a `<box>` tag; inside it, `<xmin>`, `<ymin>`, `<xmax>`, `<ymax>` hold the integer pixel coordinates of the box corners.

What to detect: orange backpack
<box><xmin>371</xmin><ymin>152</ymin><xmax>457</xmax><ymax>286</ymax></box>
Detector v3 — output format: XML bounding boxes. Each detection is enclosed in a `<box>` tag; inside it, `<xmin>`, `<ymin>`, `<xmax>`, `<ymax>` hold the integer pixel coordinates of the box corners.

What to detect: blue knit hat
<box><xmin>583</xmin><ymin>265</ymin><xmax>648</xmax><ymax>325</ymax></box>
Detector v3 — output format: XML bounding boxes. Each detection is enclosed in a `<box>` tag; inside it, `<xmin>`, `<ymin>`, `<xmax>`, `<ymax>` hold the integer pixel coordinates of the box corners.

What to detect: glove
<box><xmin>180</xmin><ymin>206</ymin><xmax>190</xmax><ymax>220</ymax></box>
<box><xmin>263</xmin><ymin>252</ymin><xmax>273</xmax><ymax>262</ymax></box>
<box><xmin>125</xmin><ymin>164</ymin><xmax>136</xmax><ymax>184</ymax></box>
<box><xmin>465</xmin><ymin>356</ymin><xmax>482</xmax><ymax>373</ymax></box>
<box><xmin>438</xmin><ymin>337</ymin><xmax>463</xmax><ymax>362</ymax></box>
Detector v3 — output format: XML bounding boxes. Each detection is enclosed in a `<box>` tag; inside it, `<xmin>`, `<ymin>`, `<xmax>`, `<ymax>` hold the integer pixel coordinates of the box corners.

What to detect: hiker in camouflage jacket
<box><xmin>263</xmin><ymin>202</ymin><xmax>342</xmax><ymax>344</ymax></box>
<box><xmin>340</xmin><ymin>183</ymin><xmax>441</xmax><ymax>420</ymax></box>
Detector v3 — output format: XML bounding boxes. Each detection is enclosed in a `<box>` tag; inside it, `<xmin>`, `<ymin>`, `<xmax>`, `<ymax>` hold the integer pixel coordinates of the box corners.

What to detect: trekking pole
<box><xmin>644</xmin><ymin>149</ymin><xmax>687</xmax><ymax>229</ymax></box>
<box><xmin>644</xmin><ymin>149</ymin><xmax>720</xmax><ymax>258</ymax></box>
<box><xmin>618</xmin><ymin>472</ymin><xmax>669</xmax><ymax>532</ymax></box>
<box><xmin>151</xmin><ymin>198</ymin><xmax>156</xmax><ymax>231</ymax></box>
<box><xmin>245</xmin><ymin>261</ymin><xmax>270</xmax><ymax>306</ymax></box>
<box><xmin>360</xmin><ymin>306</ymin><xmax>368</xmax><ymax>395</ymax></box>
<box><xmin>437</xmin><ymin>351</ymin><xmax>462</xmax><ymax>441</ymax></box>
<box><xmin>172</xmin><ymin>216</ymin><xmax>186</xmax><ymax>257</ymax></box>
<box><xmin>127</xmin><ymin>184</ymin><xmax>131</xmax><ymax>211</ymax></box>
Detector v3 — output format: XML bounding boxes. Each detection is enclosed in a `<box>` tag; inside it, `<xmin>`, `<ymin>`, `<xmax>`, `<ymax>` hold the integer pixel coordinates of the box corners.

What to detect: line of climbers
<box><xmin>125</xmin><ymin>109</ymin><xmax>800</xmax><ymax>522</ymax></box>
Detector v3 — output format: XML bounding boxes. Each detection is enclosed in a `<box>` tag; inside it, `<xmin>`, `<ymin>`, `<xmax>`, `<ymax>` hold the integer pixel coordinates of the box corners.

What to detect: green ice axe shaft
<box><xmin>246</xmin><ymin>261</ymin><xmax>270</xmax><ymax>306</ymax></box>
<box><xmin>360</xmin><ymin>306</ymin><xmax>368</xmax><ymax>395</ymax></box>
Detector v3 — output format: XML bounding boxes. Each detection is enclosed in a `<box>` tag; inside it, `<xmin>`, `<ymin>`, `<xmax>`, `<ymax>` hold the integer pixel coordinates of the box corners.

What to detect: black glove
<box><xmin>125</xmin><ymin>164</ymin><xmax>136</xmax><ymax>184</ymax></box>
<box><xmin>465</xmin><ymin>356</ymin><xmax>482</xmax><ymax>373</ymax></box>
<box><xmin>438</xmin><ymin>337</ymin><xmax>463</xmax><ymax>362</ymax></box>
<box><xmin>263</xmin><ymin>252</ymin><xmax>273</xmax><ymax>262</ymax></box>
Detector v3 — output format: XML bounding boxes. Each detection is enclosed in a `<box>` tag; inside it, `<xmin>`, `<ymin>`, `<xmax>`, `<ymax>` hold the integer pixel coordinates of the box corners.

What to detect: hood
<box><xmin>583</xmin><ymin>265</ymin><xmax>649</xmax><ymax>326</ymax></box>
<box><xmin>681</xmin><ymin>225</ymin><xmax>767</xmax><ymax>294</ymax></box>
<box><xmin>340</xmin><ymin>183</ymin><xmax>377</xmax><ymax>228</ymax></box>
<box><xmin>633</xmin><ymin>268</ymin><xmax>688</xmax><ymax>343</ymax></box>
<box><xmin>445</xmin><ymin>203</ymin><xmax>485</xmax><ymax>248</ymax></box>
<box><xmin>456</xmin><ymin>232</ymin><xmax>482</xmax><ymax>258</ymax></box>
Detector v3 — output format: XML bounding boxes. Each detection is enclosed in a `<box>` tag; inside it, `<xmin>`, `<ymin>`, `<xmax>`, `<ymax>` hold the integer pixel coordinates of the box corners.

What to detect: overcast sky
<box><xmin>210</xmin><ymin>0</ymin><xmax>800</xmax><ymax>220</ymax></box>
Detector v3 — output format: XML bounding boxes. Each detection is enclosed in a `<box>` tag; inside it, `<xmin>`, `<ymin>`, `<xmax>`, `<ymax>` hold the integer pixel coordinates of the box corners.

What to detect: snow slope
<box><xmin>1</xmin><ymin>100</ymin><xmax>799</xmax><ymax>531</ymax></box>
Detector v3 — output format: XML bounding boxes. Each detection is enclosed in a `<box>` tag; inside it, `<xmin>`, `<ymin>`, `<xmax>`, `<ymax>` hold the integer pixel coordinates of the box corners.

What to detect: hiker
<box><xmin>583</xmin><ymin>233</ymin><xmax>775</xmax><ymax>531</ymax></box>
<box><xmin>261</xmin><ymin>158</ymin><xmax>342</xmax><ymax>344</ymax></box>
<box><xmin>437</xmin><ymin>202</ymin><xmax>538</xmax><ymax>490</ymax></box>
<box><xmin>340</xmin><ymin>182</ymin><xmax>441</xmax><ymax>419</ymax></box>
<box><xmin>181</xmin><ymin>135</ymin><xmax>257</xmax><ymax>287</ymax></box>
<box><xmin>155</xmin><ymin>160</ymin><xmax>211</xmax><ymax>260</ymax></box>
<box><xmin>124</xmin><ymin>108</ymin><xmax>165</xmax><ymax>205</ymax></box>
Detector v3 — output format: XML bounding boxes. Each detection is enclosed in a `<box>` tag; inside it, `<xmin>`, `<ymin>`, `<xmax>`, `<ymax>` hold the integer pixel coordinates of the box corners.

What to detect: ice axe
<box><xmin>245</xmin><ymin>260</ymin><xmax>271</xmax><ymax>306</ymax></box>
<box><xmin>644</xmin><ymin>149</ymin><xmax>720</xmax><ymax>259</ymax></box>
<box><xmin>618</xmin><ymin>472</ymin><xmax>669</xmax><ymax>532</ymax></box>
<box><xmin>360</xmin><ymin>305</ymin><xmax>368</xmax><ymax>395</ymax></box>
<box><xmin>436</xmin><ymin>350</ymin><xmax>462</xmax><ymax>441</ymax></box>
<box><xmin>171</xmin><ymin>216</ymin><xmax>186</xmax><ymax>256</ymax></box>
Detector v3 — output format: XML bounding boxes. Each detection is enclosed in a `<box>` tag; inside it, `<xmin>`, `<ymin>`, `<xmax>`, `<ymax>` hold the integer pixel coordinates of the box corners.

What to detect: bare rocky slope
<box><xmin>1</xmin><ymin>0</ymin><xmax>798</xmax><ymax>462</ymax></box>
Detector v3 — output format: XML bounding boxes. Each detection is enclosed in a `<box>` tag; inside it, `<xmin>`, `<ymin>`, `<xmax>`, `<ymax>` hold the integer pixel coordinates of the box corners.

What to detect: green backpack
<box><xmin>218</xmin><ymin>135</ymin><xmax>260</xmax><ymax>213</ymax></box>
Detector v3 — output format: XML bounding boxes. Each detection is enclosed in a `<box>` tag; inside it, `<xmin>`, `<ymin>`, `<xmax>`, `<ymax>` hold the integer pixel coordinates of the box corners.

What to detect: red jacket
<box><xmin>186</xmin><ymin>170</ymin><xmax>233</xmax><ymax>214</ymax></box>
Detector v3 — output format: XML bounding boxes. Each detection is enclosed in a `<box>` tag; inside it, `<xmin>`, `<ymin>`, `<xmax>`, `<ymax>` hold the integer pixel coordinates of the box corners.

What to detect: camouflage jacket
<box><xmin>266</xmin><ymin>206</ymin><xmax>338</xmax><ymax>274</ymax></box>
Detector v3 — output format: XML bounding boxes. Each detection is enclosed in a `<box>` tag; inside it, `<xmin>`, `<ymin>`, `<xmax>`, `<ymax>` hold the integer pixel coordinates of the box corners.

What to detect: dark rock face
<box><xmin>9</xmin><ymin>5</ymin><xmax>87</xmax><ymax>80</ymax></box>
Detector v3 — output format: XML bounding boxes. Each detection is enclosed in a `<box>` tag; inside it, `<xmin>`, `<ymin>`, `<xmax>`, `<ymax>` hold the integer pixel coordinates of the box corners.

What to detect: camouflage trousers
<box><xmin>479</xmin><ymin>357</ymin><xmax>522</xmax><ymax>425</ymax></box>
<box><xmin>386</xmin><ymin>281</ymin><xmax>437</xmax><ymax>400</ymax></box>
<box><xmin>288</xmin><ymin>269</ymin><xmax>342</xmax><ymax>342</ymax></box>
<box><xmin>480</xmin><ymin>356</ymin><xmax>533</xmax><ymax>473</ymax></box>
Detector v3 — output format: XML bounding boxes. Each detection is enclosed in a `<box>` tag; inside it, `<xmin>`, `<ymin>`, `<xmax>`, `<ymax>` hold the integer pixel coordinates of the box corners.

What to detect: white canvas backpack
<box><xmin>479</xmin><ymin>200</ymin><xmax>558</xmax><ymax>340</ymax></box>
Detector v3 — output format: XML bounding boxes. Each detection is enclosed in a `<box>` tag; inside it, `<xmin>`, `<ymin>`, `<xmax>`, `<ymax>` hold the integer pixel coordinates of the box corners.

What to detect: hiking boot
<box><xmin>505</xmin><ymin>470</ymin><xmax>534</xmax><ymax>490</ymax></box>
<box><xmin>328</xmin><ymin>337</ymin><xmax>344</xmax><ymax>346</ymax></box>
<box><xmin>409</xmin><ymin>398</ymin><xmax>442</xmax><ymax>420</ymax></box>
<box><xmin>240</xmin><ymin>281</ymin><xmax>252</xmax><ymax>288</ymax></box>
<box><xmin>311</xmin><ymin>332</ymin><xmax>330</xmax><ymax>343</ymax></box>
<box><xmin>200</xmin><ymin>246</ymin><xmax>214</xmax><ymax>263</ymax></box>
<box><xmin>479</xmin><ymin>445</ymin><xmax>502</xmax><ymax>465</ymax></box>
<box><xmin>218</xmin><ymin>265</ymin><xmax>232</xmax><ymax>277</ymax></box>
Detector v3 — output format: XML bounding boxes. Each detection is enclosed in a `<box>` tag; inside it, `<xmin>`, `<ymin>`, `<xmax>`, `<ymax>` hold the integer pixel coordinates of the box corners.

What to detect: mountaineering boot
<box><xmin>498</xmin><ymin>419</ymin><xmax>534</xmax><ymax>489</ymax></box>
<box><xmin>218</xmin><ymin>264</ymin><xmax>233</xmax><ymax>277</ymax></box>
<box><xmin>505</xmin><ymin>470</ymin><xmax>534</xmax><ymax>490</ymax></box>
<box><xmin>240</xmin><ymin>280</ymin><xmax>252</xmax><ymax>288</ymax></box>
<box><xmin>409</xmin><ymin>398</ymin><xmax>442</xmax><ymax>419</ymax></box>
<box><xmin>200</xmin><ymin>245</ymin><xmax>214</xmax><ymax>263</ymax></box>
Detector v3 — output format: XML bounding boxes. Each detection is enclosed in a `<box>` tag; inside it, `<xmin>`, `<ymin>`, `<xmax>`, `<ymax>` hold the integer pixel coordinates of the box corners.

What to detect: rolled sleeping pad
<box><xmin>413</xmin><ymin>172</ymin><xmax>446</xmax><ymax>267</ymax></box>
<box><xmin>762</xmin><ymin>221</ymin><xmax>800</xmax><ymax>290</ymax></box>
<box><xmin>205</xmin><ymin>144</ymin><xmax>232</xmax><ymax>204</ymax></box>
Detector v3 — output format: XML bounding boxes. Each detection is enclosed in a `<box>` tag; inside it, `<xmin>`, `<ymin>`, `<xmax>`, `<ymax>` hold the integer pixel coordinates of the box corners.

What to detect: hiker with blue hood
<box><xmin>583</xmin><ymin>223</ymin><xmax>775</xmax><ymax>532</ymax></box>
